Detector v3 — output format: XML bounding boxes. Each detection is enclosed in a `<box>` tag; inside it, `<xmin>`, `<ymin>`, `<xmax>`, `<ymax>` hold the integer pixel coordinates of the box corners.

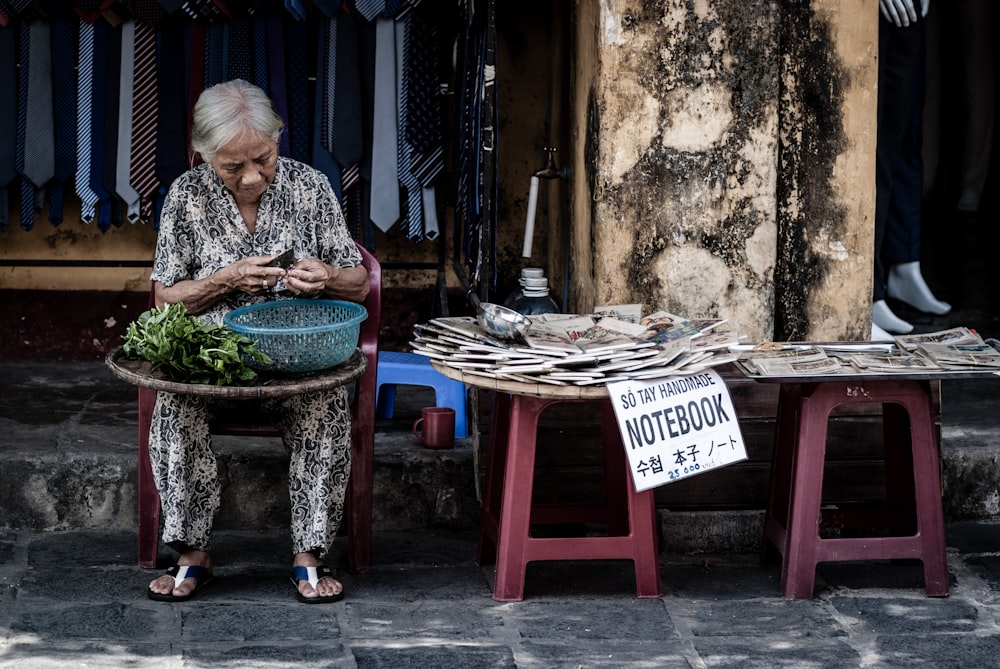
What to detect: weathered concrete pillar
<box><xmin>571</xmin><ymin>0</ymin><xmax>877</xmax><ymax>341</ymax></box>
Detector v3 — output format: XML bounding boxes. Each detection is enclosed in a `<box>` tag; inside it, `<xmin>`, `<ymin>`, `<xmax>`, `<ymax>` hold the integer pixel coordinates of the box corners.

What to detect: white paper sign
<box><xmin>607</xmin><ymin>370</ymin><xmax>747</xmax><ymax>491</ymax></box>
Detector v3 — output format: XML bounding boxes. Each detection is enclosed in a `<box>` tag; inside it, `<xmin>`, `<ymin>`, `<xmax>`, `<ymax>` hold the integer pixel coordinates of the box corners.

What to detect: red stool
<box><xmin>762</xmin><ymin>379</ymin><xmax>948</xmax><ymax>599</ymax></box>
<box><xmin>476</xmin><ymin>392</ymin><xmax>662</xmax><ymax>601</ymax></box>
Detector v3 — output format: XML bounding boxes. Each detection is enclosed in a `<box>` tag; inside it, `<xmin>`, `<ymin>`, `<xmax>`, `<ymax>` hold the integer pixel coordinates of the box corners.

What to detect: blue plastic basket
<box><xmin>224</xmin><ymin>299</ymin><xmax>367</xmax><ymax>373</ymax></box>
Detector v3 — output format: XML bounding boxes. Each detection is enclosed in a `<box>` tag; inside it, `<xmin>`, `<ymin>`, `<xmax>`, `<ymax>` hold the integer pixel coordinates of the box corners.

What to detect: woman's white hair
<box><xmin>191</xmin><ymin>79</ymin><xmax>284</xmax><ymax>161</ymax></box>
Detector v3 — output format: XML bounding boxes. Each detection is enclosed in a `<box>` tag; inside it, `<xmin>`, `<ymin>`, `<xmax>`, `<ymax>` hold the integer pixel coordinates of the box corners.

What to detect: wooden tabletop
<box><xmin>106</xmin><ymin>346</ymin><xmax>366</xmax><ymax>399</ymax></box>
<box><xmin>432</xmin><ymin>360</ymin><xmax>611</xmax><ymax>400</ymax></box>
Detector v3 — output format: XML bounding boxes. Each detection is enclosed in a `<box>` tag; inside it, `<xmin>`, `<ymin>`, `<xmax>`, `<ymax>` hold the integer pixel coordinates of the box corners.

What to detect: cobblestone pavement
<box><xmin>2</xmin><ymin>522</ymin><xmax>1000</xmax><ymax>668</ymax></box>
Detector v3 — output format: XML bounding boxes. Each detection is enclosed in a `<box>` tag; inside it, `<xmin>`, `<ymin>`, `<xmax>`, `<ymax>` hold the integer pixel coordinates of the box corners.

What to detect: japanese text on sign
<box><xmin>607</xmin><ymin>370</ymin><xmax>747</xmax><ymax>491</ymax></box>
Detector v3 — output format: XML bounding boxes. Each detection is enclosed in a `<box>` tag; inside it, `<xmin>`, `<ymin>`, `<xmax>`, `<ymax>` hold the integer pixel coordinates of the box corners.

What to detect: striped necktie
<box><xmin>115</xmin><ymin>20</ymin><xmax>142</xmax><ymax>223</ymax></box>
<box><xmin>129</xmin><ymin>20</ymin><xmax>159</xmax><ymax>224</ymax></box>
<box><xmin>355</xmin><ymin>0</ymin><xmax>385</xmax><ymax>21</ymax></box>
<box><xmin>74</xmin><ymin>19</ymin><xmax>101</xmax><ymax>225</ymax></box>
<box><xmin>0</xmin><ymin>26</ymin><xmax>17</xmax><ymax>230</ymax></box>
<box><xmin>395</xmin><ymin>14</ymin><xmax>423</xmax><ymax>241</ymax></box>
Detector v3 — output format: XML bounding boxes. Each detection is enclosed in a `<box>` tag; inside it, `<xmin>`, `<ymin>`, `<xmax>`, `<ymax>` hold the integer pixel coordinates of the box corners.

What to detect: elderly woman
<box><xmin>146</xmin><ymin>80</ymin><xmax>368</xmax><ymax>604</ymax></box>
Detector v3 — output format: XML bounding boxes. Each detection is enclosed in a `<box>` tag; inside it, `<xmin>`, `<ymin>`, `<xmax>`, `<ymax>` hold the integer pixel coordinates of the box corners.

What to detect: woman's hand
<box><xmin>283</xmin><ymin>258</ymin><xmax>331</xmax><ymax>297</ymax></box>
<box><xmin>232</xmin><ymin>255</ymin><xmax>288</xmax><ymax>295</ymax></box>
<box><xmin>284</xmin><ymin>258</ymin><xmax>369</xmax><ymax>302</ymax></box>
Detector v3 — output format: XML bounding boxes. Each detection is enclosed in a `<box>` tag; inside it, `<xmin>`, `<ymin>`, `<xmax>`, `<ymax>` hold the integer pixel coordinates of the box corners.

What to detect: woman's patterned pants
<box><xmin>148</xmin><ymin>387</ymin><xmax>351</xmax><ymax>558</ymax></box>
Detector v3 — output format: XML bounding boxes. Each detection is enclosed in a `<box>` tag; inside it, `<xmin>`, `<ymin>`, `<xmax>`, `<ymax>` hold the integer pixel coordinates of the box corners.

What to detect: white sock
<box><xmin>870</xmin><ymin>321</ymin><xmax>893</xmax><ymax>341</ymax></box>
<box><xmin>887</xmin><ymin>262</ymin><xmax>951</xmax><ymax>315</ymax></box>
<box><xmin>873</xmin><ymin>299</ymin><xmax>913</xmax><ymax>335</ymax></box>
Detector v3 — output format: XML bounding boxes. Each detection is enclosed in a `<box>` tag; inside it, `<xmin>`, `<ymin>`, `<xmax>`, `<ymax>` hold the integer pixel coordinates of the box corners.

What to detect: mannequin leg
<box><xmin>886</xmin><ymin>261</ymin><xmax>951</xmax><ymax>315</ymax></box>
<box><xmin>873</xmin><ymin>299</ymin><xmax>914</xmax><ymax>335</ymax></box>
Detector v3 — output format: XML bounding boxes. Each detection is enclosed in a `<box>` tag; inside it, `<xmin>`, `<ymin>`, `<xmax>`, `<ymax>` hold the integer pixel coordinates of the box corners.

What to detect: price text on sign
<box><xmin>607</xmin><ymin>370</ymin><xmax>747</xmax><ymax>492</ymax></box>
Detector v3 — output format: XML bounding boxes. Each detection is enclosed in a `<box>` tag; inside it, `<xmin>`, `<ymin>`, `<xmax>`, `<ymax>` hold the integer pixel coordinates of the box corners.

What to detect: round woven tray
<box><xmin>105</xmin><ymin>346</ymin><xmax>366</xmax><ymax>399</ymax></box>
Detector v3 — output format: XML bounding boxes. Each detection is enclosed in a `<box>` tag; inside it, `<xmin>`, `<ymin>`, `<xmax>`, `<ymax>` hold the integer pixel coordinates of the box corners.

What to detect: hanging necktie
<box><xmin>285</xmin><ymin>17</ymin><xmax>310</xmax><ymax>163</ymax></box>
<box><xmin>357</xmin><ymin>16</ymin><xmax>377</xmax><ymax>246</ymax></box>
<box><xmin>131</xmin><ymin>0</ymin><xmax>166</xmax><ymax>24</ymax></box>
<box><xmin>369</xmin><ymin>17</ymin><xmax>399</xmax><ymax>232</ymax></box>
<box><xmin>0</xmin><ymin>26</ymin><xmax>17</xmax><ymax>231</ymax></box>
<box><xmin>158</xmin><ymin>0</ymin><xmax>186</xmax><ymax>13</ymax></box>
<box><xmin>355</xmin><ymin>0</ymin><xmax>385</xmax><ymax>21</ymax></box>
<box><xmin>129</xmin><ymin>19</ymin><xmax>158</xmax><ymax>224</ymax></box>
<box><xmin>251</xmin><ymin>15</ymin><xmax>268</xmax><ymax>91</ymax></box>
<box><xmin>116</xmin><ymin>20</ymin><xmax>143</xmax><ymax>223</ymax></box>
<box><xmin>383</xmin><ymin>0</ymin><xmax>404</xmax><ymax>18</ymax></box>
<box><xmin>284</xmin><ymin>0</ymin><xmax>307</xmax><ymax>20</ymax></box>
<box><xmin>48</xmin><ymin>19</ymin><xmax>77</xmax><ymax>227</ymax></box>
<box><xmin>395</xmin><ymin>14</ymin><xmax>423</xmax><ymax>241</ymax></box>
<box><xmin>311</xmin><ymin>15</ymin><xmax>342</xmax><ymax>201</ymax></box>
<box><xmin>334</xmin><ymin>8</ymin><xmax>363</xmax><ymax>193</ymax></box>
<box><xmin>186</xmin><ymin>20</ymin><xmax>206</xmax><ymax>167</ymax></box>
<box><xmin>182</xmin><ymin>0</ymin><xmax>219</xmax><ymax>21</ymax></box>
<box><xmin>75</xmin><ymin>18</ymin><xmax>101</xmax><ymax>225</ymax></box>
<box><xmin>321</xmin><ymin>14</ymin><xmax>336</xmax><ymax>158</ymax></box>
<box><xmin>103</xmin><ymin>20</ymin><xmax>125</xmax><ymax>229</ymax></box>
<box><xmin>314</xmin><ymin>0</ymin><xmax>340</xmax><ymax>16</ymax></box>
<box><xmin>266</xmin><ymin>14</ymin><xmax>290</xmax><ymax>157</ymax></box>
<box><xmin>19</xmin><ymin>22</ymin><xmax>56</xmax><ymax>232</ymax></box>
<box><xmin>90</xmin><ymin>19</ymin><xmax>115</xmax><ymax>231</ymax></box>
<box><xmin>227</xmin><ymin>17</ymin><xmax>251</xmax><ymax>82</ymax></box>
<box><xmin>154</xmin><ymin>13</ymin><xmax>188</xmax><ymax>227</ymax></box>
<box><xmin>205</xmin><ymin>21</ymin><xmax>225</xmax><ymax>88</ymax></box>
<box><xmin>406</xmin><ymin>7</ymin><xmax>443</xmax><ymax>188</ymax></box>
<box><xmin>13</xmin><ymin>23</ymin><xmax>26</xmax><ymax>231</ymax></box>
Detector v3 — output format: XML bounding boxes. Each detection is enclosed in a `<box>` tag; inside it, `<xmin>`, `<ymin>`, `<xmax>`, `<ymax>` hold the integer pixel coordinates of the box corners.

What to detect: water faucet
<box><xmin>533</xmin><ymin>147</ymin><xmax>569</xmax><ymax>181</ymax></box>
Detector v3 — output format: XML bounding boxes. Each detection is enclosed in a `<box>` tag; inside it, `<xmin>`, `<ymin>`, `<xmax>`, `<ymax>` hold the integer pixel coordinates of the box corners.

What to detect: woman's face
<box><xmin>208</xmin><ymin>132</ymin><xmax>278</xmax><ymax>206</ymax></box>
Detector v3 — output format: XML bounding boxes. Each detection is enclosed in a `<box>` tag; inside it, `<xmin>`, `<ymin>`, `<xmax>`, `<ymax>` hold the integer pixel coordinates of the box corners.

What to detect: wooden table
<box><xmin>433</xmin><ymin>363</ymin><xmax>662</xmax><ymax>601</ymax></box>
<box><xmin>748</xmin><ymin>368</ymin><xmax>998</xmax><ymax>599</ymax></box>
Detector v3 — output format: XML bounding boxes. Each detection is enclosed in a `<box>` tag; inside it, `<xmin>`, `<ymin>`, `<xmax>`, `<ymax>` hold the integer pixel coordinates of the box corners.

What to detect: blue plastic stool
<box><xmin>376</xmin><ymin>351</ymin><xmax>469</xmax><ymax>439</ymax></box>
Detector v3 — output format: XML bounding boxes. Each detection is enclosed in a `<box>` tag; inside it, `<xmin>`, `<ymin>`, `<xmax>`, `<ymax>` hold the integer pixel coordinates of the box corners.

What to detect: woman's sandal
<box><xmin>291</xmin><ymin>564</ymin><xmax>345</xmax><ymax>604</ymax></box>
<box><xmin>147</xmin><ymin>564</ymin><xmax>214</xmax><ymax>603</ymax></box>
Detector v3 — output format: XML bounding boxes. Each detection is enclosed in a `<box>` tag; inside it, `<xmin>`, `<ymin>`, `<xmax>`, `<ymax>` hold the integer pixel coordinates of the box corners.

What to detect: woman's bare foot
<box><xmin>148</xmin><ymin>550</ymin><xmax>213</xmax><ymax>599</ymax></box>
<box><xmin>293</xmin><ymin>551</ymin><xmax>343</xmax><ymax>600</ymax></box>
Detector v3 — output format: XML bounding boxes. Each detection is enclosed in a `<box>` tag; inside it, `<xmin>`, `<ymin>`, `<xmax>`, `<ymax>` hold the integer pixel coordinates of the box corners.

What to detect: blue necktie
<box><xmin>250</xmin><ymin>15</ymin><xmax>268</xmax><ymax>91</ymax></box>
<box><xmin>406</xmin><ymin>7</ymin><xmax>443</xmax><ymax>188</ymax></box>
<box><xmin>75</xmin><ymin>18</ymin><xmax>101</xmax><ymax>225</ymax></box>
<box><xmin>285</xmin><ymin>17</ymin><xmax>310</xmax><ymax>163</ymax></box>
<box><xmin>48</xmin><ymin>19</ymin><xmax>77</xmax><ymax>227</ymax></box>
<box><xmin>0</xmin><ymin>26</ymin><xmax>16</xmax><ymax>231</ymax></box>
<box><xmin>355</xmin><ymin>0</ymin><xmax>385</xmax><ymax>21</ymax></box>
<box><xmin>19</xmin><ymin>22</ymin><xmax>56</xmax><ymax>232</ymax></box>
<box><xmin>154</xmin><ymin>14</ymin><xmax>188</xmax><ymax>228</ymax></box>
<box><xmin>90</xmin><ymin>19</ymin><xmax>114</xmax><ymax>232</ymax></box>
<box><xmin>266</xmin><ymin>14</ymin><xmax>290</xmax><ymax>157</ymax></box>
<box><xmin>334</xmin><ymin>9</ymin><xmax>363</xmax><ymax>192</ymax></box>
<box><xmin>395</xmin><ymin>15</ymin><xmax>422</xmax><ymax>241</ymax></box>
<box><xmin>206</xmin><ymin>22</ymin><xmax>225</xmax><ymax>87</ymax></box>
<box><xmin>101</xmin><ymin>21</ymin><xmax>123</xmax><ymax>229</ymax></box>
<box><xmin>284</xmin><ymin>0</ymin><xmax>307</xmax><ymax>21</ymax></box>
<box><xmin>227</xmin><ymin>18</ymin><xmax>250</xmax><ymax>81</ymax></box>
<box><xmin>311</xmin><ymin>15</ymin><xmax>342</xmax><ymax>201</ymax></box>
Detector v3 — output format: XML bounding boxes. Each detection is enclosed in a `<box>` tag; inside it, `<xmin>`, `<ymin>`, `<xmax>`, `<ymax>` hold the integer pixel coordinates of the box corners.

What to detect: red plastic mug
<box><xmin>413</xmin><ymin>407</ymin><xmax>455</xmax><ymax>449</ymax></box>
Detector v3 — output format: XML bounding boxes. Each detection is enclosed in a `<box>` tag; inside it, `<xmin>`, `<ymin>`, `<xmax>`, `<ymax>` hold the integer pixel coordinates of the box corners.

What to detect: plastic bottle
<box><xmin>503</xmin><ymin>267</ymin><xmax>545</xmax><ymax>309</ymax></box>
<box><xmin>512</xmin><ymin>276</ymin><xmax>560</xmax><ymax>315</ymax></box>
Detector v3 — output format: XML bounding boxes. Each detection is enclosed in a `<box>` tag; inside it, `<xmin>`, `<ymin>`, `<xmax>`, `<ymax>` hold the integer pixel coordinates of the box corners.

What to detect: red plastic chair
<box><xmin>136</xmin><ymin>243</ymin><xmax>381</xmax><ymax>573</ymax></box>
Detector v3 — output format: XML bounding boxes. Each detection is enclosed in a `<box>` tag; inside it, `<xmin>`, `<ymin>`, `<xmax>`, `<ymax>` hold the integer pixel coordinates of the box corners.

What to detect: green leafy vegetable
<box><xmin>122</xmin><ymin>302</ymin><xmax>271</xmax><ymax>385</ymax></box>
